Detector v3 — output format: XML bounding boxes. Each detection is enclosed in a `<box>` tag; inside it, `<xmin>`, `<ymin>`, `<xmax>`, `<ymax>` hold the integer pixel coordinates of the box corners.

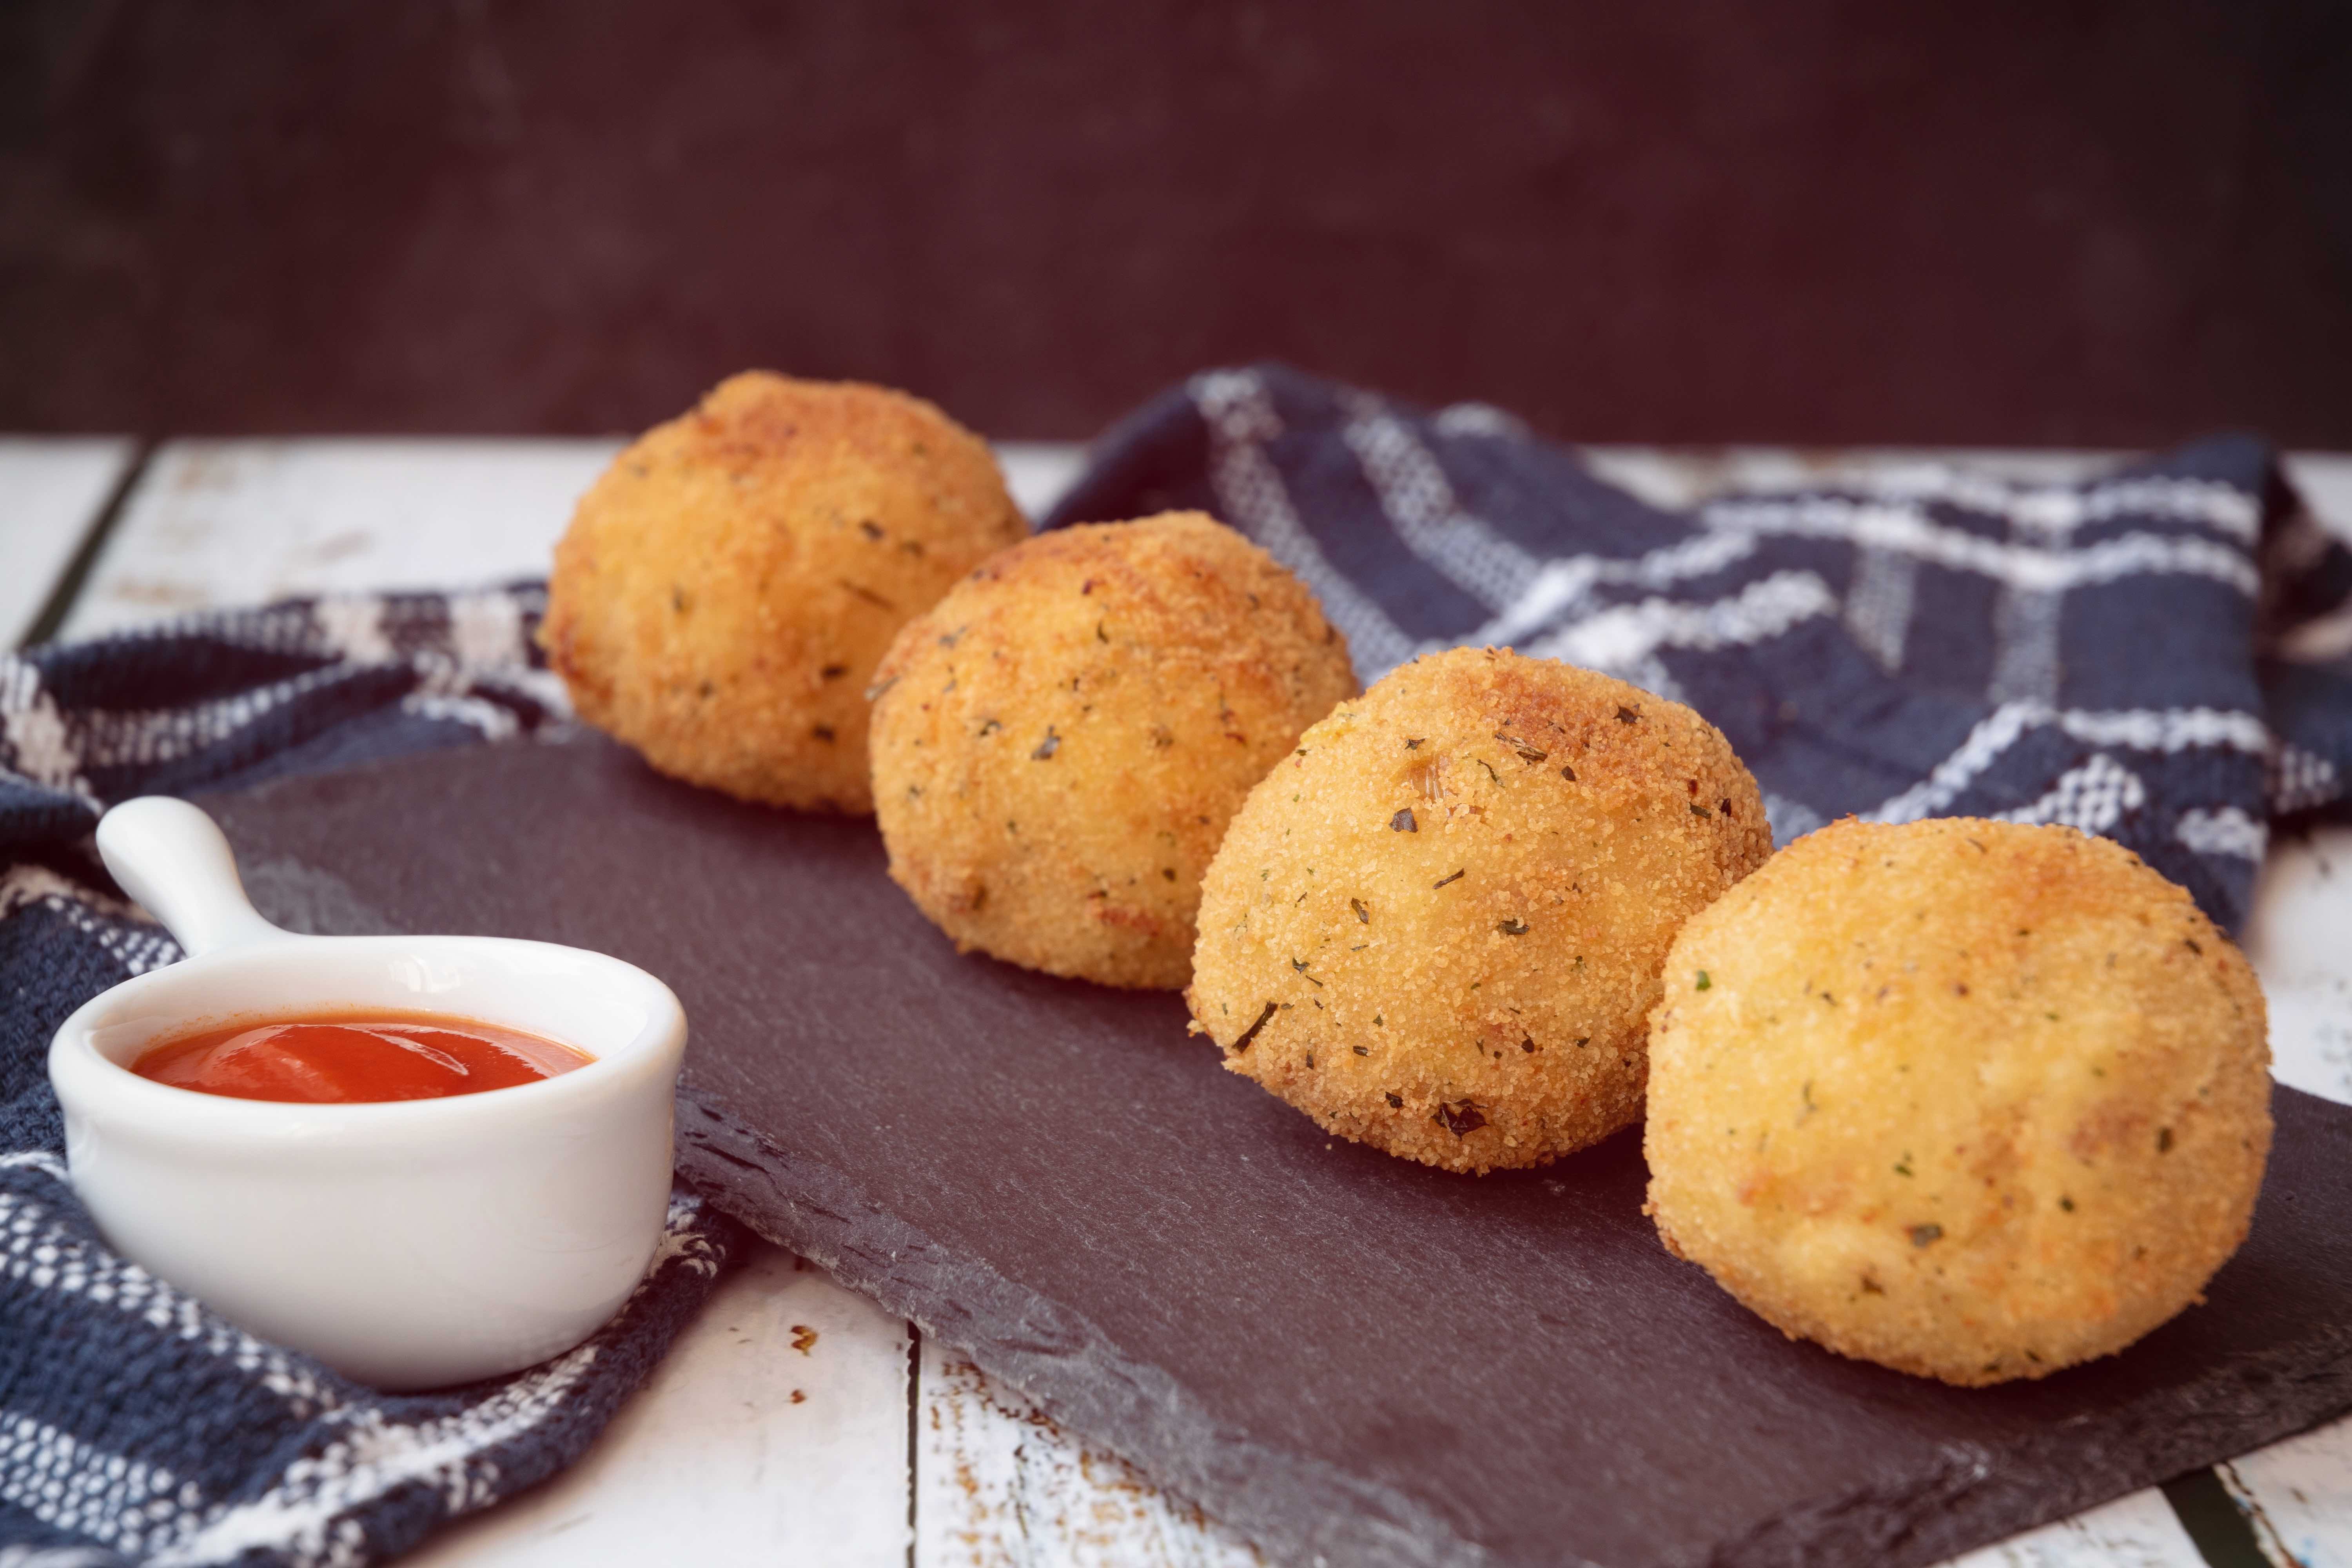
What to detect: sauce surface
<box><xmin>131</xmin><ymin>1009</ymin><xmax>593</xmax><ymax>1103</ymax></box>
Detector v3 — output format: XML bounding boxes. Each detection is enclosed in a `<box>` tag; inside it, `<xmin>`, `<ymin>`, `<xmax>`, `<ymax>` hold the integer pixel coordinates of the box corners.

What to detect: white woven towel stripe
<box><xmin>1192</xmin><ymin>371</ymin><xmax>1417</xmax><ymax>675</ymax></box>
<box><xmin>1870</xmin><ymin>704</ymin><xmax>2271</xmax><ymax>824</ymax></box>
<box><xmin>1705</xmin><ymin>495</ymin><xmax>2260</xmax><ymax>595</ymax></box>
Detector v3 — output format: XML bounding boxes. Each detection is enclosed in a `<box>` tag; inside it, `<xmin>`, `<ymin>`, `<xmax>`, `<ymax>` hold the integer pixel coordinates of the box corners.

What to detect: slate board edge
<box><xmin>675</xmin><ymin>1088</ymin><xmax>1508</xmax><ymax>1568</ymax></box>
<box><xmin>677</xmin><ymin>1087</ymin><xmax>2352</xmax><ymax>1568</ymax></box>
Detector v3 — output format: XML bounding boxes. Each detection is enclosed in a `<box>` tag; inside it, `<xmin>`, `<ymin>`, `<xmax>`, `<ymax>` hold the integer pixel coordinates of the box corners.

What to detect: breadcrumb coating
<box><xmin>539</xmin><ymin>371</ymin><xmax>1027</xmax><ymax>812</ymax></box>
<box><xmin>1644</xmin><ymin>817</ymin><xmax>2272</xmax><ymax>1385</ymax></box>
<box><xmin>1189</xmin><ymin>647</ymin><xmax>1771</xmax><ymax>1172</ymax></box>
<box><xmin>868</xmin><ymin>512</ymin><xmax>1357</xmax><ymax>989</ymax></box>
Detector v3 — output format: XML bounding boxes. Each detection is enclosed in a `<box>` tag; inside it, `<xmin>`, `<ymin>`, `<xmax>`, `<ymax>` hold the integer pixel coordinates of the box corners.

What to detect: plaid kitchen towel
<box><xmin>0</xmin><ymin>586</ymin><xmax>749</xmax><ymax>1568</ymax></box>
<box><xmin>5</xmin><ymin>371</ymin><xmax>2351</xmax><ymax>1566</ymax></box>
<box><xmin>1049</xmin><ymin>364</ymin><xmax>2352</xmax><ymax>934</ymax></box>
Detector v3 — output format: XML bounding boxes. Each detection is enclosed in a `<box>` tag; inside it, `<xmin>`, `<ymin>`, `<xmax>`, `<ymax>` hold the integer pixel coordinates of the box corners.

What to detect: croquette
<box><xmin>867</xmin><ymin>512</ymin><xmax>1358</xmax><ymax>989</ymax></box>
<box><xmin>539</xmin><ymin>371</ymin><xmax>1028</xmax><ymax>812</ymax></box>
<box><xmin>1187</xmin><ymin>647</ymin><xmax>1772</xmax><ymax>1173</ymax></box>
<box><xmin>1644</xmin><ymin>817</ymin><xmax>2272</xmax><ymax>1386</ymax></box>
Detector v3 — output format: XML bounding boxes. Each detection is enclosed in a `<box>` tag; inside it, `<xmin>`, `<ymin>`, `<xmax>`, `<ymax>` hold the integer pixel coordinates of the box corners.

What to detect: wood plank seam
<box><xmin>2216</xmin><ymin>1462</ymin><xmax>2303</xmax><ymax>1567</ymax></box>
<box><xmin>2164</xmin><ymin>1469</ymin><xmax>2281</xmax><ymax>1568</ymax></box>
<box><xmin>909</xmin><ymin>1321</ymin><xmax>923</xmax><ymax>1568</ymax></box>
<box><xmin>17</xmin><ymin>439</ymin><xmax>152</xmax><ymax>648</ymax></box>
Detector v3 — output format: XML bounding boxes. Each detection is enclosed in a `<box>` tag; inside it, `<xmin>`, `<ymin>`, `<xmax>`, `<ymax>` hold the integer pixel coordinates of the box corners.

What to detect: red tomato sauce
<box><xmin>131</xmin><ymin>1010</ymin><xmax>593</xmax><ymax>1103</ymax></box>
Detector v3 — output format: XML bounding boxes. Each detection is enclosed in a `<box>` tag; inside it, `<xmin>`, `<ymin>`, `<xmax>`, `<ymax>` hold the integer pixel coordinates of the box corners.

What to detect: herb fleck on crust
<box><xmin>1189</xmin><ymin>646</ymin><xmax>1771</xmax><ymax>1173</ymax></box>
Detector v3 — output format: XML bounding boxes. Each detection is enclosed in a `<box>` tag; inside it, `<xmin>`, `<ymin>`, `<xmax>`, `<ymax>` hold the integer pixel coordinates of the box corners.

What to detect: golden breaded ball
<box><xmin>539</xmin><ymin>371</ymin><xmax>1027</xmax><ymax>812</ymax></box>
<box><xmin>1645</xmin><ymin>817</ymin><xmax>2272</xmax><ymax>1386</ymax></box>
<box><xmin>868</xmin><ymin>512</ymin><xmax>1358</xmax><ymax>989</ymax></box>
<box><xmin>1189</xmin><ymin>647</ymin><xmax>1771</xmax><ymax>1173</ymax></box>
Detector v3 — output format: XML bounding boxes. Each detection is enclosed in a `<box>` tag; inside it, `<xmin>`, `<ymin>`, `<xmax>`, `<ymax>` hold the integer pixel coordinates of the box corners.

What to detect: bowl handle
<box><xmin>97</xmin><ymin>797</ymin><xmax>292</xmax><ymax>958</ymax></box>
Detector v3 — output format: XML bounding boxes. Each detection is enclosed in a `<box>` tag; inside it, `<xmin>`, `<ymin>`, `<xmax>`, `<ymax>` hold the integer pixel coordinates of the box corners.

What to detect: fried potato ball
<box><xmin>1188</xmin><ymin>647</ymin><xmax>1771</xmax><ymax>1173</ymax></box>
<box><xmin>1644</xmin><ymin>817</ymin><xmax>2272</xmax><ymax>1386</ymax></box>
<box><xmin>867</xmin><ymin>512</ymin><xmax>1358</xmax><ymax>989</ymax></box>
<box><xmin>539</xmin><ymin>371</ymin><xmax>1027</xmax><ymax>812</ymax></box>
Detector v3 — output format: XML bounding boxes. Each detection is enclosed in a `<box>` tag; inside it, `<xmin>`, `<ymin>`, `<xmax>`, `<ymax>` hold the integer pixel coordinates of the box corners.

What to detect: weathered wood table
<box><xmin>6</xmin><ymin>436</ymin><xmax>2349</xmax><ymax>1568</ymax></box>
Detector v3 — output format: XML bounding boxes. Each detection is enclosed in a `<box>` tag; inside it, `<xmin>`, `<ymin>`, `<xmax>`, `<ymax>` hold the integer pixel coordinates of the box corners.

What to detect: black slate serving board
<box><xmin>205</xmin><ymin>735</ymin><xmax>2352</xmax><ymax>1568</ymax></box>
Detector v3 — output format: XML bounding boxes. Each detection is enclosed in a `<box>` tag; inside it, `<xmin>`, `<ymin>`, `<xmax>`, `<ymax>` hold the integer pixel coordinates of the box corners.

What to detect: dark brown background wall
<box><xmin>5</xmin><ymin>0</ymin><xmax>2350</xmax><ymax>445</ymax></box>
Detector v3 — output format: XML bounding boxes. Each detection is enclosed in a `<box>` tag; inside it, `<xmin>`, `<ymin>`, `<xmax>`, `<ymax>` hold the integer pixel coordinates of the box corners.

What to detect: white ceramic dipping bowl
<box><xmin>47</xmin><ymin>797</ymin><xmax>686</xmax><ymax>1390</ymax></box>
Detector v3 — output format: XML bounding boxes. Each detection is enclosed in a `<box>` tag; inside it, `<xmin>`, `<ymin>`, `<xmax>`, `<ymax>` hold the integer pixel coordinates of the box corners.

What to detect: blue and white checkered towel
<box><xmin>1048</xmin><ymin>365</ymin><xmax>2352</xmax><ymax>934</ymax></box>
<box><xmin>4</xmin><ymin>367</ymin><xmax>2349</xmax><ymax>1564</ymax></box>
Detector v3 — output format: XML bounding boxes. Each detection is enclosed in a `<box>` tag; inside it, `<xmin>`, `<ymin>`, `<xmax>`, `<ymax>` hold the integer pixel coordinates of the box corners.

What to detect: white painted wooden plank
<box><xmin>915</xmin><ymin>1340</ymin><xmax>1260</xmax><ymax>1568</ymax></box>
<box><xmin>997</xmin><ymin>440</ymin><xmax>1087</xmax><ymax>524</ymax></box>
<box><xmin>58</xmin><ymin>438</ymin><xmax>622</xmax><ymax>640</ymax></box>
<box><xmin>1574</xmin><ymin>445</ymin><xmax>1804</xmax><ymax>510</ymax></box>
<box><xmin>404</xmin><ymin>1245</ymin><xmax>912</xmax><ymax>1568</ymax></box>
<box><xmin>1936</xmin><ymin>1486</ymin><xmax>2209</xmax><ymax>1568</ymax></box>
<box><xmin>2243</xmin><ymin>826</ymin><xmax>2352</xmax><ymax>1107</ymax></box>
<box><xmin>2285</xmin><ymin>454</ymin><xmax>2352</xmax><ymax>544</ymax></box>
<box><xmin>916</xmin><ymin>1342</ymin><xmax>2214</xmax><ymax>1568</ymax></box>
<box><xmin>0</xmin><ymin>435</ymin><xmax>132</xmax><ymax>645</ymax></box>
<box><xmin>2229</xmin><ymin>819</ymin><xmax>2352</xmax><ymax>1566</ymax></box>
<box><xmin>2223</xmin><ymin>1418</ymin><xmax>2352</xmax><ymax>1567</ymax></box>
